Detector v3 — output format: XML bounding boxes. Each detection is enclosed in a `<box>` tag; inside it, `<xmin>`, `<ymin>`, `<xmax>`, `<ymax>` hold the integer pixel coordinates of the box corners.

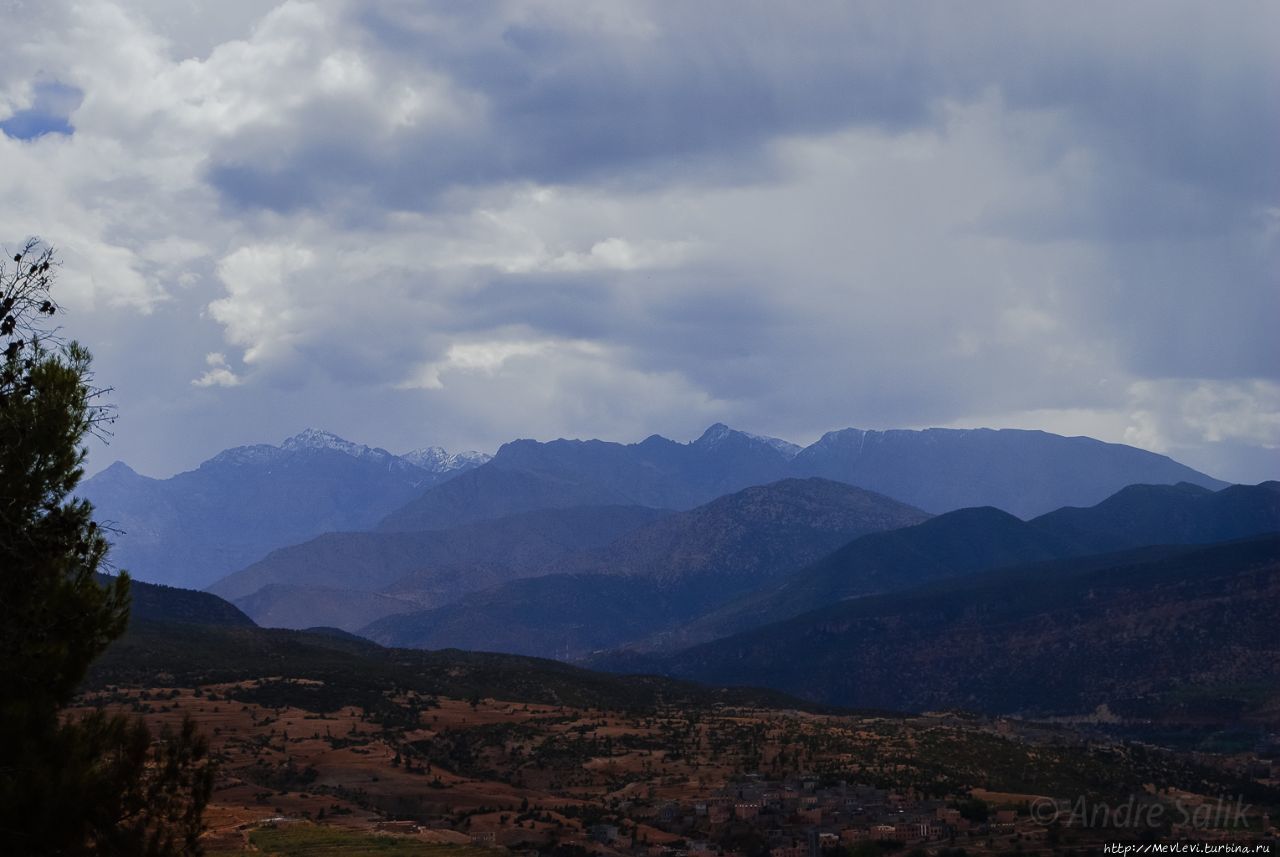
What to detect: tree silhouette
<box><xmin>0</xmin><ymin>239</ymin><xmax>214</xmax><ymax>855</ymax></box>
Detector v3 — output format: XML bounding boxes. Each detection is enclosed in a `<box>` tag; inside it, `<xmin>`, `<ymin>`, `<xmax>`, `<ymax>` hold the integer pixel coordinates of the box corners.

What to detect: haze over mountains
<box><xmin>369</xmin><ymin>480</ymin><xmax>1280</xmax><ymax>660</ymax></box>
<box><xmin>208</xmin><ymin>504</ymin><xmax>672</xmax><ymax>628</ymax></box>
<box><xmin>671</xmin><ymin>480</ymin><xmax>1280</xmax><ymax>648</ymax></box>
<box><xmin>77</xmin><ymin>415</ymin><xmax>1280</xmax><ymax>719</ymax></box>
<box><xmin>78</xmin><ymin>429</ymin><xmax>489</xmax><ymax>589</ymax></box>
<box><xmin>378</xmin><ymin>423</ymin><xmax>1223</xmax><ymax>533</ymax></box>
<box><xmin>109</xmin><ymin>483</ymin><xmax>1280</xmax><ymax>724</ymax></box>
<box><xmin>84</xmin><ymin>422</ymin><xmax>1224</xmax><ymax>593</ymax></box>
<box><xmin>605</xmin><ymin>535</ymin><xmax>1280</xmax><ymax>719</ymax></box>
<box><xmin>360</xmin><ymin>478</ymin><xmax>930</xmax><ymax>654</ymax></box>
<box><xmin>84</xmin><ymin>420</ymin><xmax>1279</xmax><ymax>725</ymax></box>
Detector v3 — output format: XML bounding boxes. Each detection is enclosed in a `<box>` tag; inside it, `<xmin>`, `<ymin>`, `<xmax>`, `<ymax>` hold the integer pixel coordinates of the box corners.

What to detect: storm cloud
<box><xmin>2</xmin><ymin>0</ymin><xmax>1276</xmax><ymax>482</ymax></box>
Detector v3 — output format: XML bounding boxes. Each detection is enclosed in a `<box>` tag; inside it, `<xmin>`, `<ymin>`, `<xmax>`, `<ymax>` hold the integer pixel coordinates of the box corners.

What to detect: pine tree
<box><xmin>0</xmin><ymin>239</ymin><xmax>214</xmax><ymax>854</ymax></box>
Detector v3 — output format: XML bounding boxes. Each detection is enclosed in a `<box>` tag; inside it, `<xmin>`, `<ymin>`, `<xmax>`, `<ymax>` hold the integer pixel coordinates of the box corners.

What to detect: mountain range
<box><xmin>101</xmin><ymin>481</ymin><xmax>1280</xmax><ymax>726</ymax></box>
<box><xmin>671</xmin><ymin>480</ymin><xmax>1280</xmax><ymax>648</ymax></box>
<box><xmin>78</xmin><ymin>429</ymin><xmax>489</xmax><ymax>588</ymax></box>
<box><xmin>377</xmin><ymin>423</ymin><xmax>1223</xmax><ymax>533</ymax></box>
<box><xmin>603</xmin><ymin>535</ymin><xmax>1280</xmax><ymax>720</ymax></box>
<box><xmin>82</xmin><ymin>421</ymin><xmax>1234</xmax><ymax>643</ymax></box>
<box><xmin>360</xmin><ymin>478</ymin><xmax>930</xmax><ymax>654</ymax></box>
<box><xmin>366</xmin><ymin>480</ymin><xmax>1280</xmax><ymax>659</ymax></box>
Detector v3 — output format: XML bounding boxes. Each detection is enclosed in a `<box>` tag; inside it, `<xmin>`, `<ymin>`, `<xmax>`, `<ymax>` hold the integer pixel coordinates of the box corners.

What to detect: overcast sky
<box><xmin>3</xmin><ymin>1</ymin><xmax>1277</xmax><ymax>483</ymax></box>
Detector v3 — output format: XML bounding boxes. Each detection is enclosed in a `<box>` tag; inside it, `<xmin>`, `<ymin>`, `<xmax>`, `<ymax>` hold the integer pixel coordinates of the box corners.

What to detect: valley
<box><xmin>75</xmin><ymin>627</ymin><xmax>1280</xmax><ymax>856</ymax></box>
<box><xmin>71</xmin><ymin>426</ymin><xmax>1280</xmax><ymax>854</ymax></box>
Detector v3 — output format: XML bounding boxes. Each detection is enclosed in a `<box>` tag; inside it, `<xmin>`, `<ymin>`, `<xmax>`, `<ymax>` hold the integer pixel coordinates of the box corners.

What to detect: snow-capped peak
<box><xmin>281</xmin><ymin>428</ymin><xmax>378</xmax><ymax>458</ymax></box>
<box><xmin>692</xmin><ymin>423</ymin><xmax>801</xmax><ymax>458</ymax></box>
<box><xmin>694</xmin><ymin>423</ymin><xmax>735</xmax><ymax>446</ymax></box>
<box><xmin>401</xmin><ymin>446</ymin><xmax>492</xmax><ymax>473</ymax></box>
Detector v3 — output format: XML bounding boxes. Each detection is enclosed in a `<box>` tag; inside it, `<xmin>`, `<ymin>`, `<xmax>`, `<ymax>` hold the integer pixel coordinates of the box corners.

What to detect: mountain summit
<box><xmin>79</xmin><ymin>430</ymin><xmax>488</xmax><ymax>589</ymax></box>
<box><xmin>692</xmin><ymin>423</ymin><xmax>802</xmax><ymax>459</ymax></box>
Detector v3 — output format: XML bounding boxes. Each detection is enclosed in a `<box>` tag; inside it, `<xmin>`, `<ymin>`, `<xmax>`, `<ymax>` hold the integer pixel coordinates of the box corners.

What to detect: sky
<box><xmin>2</xmin><ymin>1</ymin><xmax>1277</xmax><ymax>483</ymax></box>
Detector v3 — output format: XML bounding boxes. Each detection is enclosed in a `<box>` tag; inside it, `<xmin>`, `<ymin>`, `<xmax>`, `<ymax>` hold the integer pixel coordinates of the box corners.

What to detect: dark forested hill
<box><xmin>101</xmin><ymin>574</ymin><xmax>255</xmax><ymax>628</ymax></box>
<box><xmin>1033</xmin><ymin>480</ymin><xmax>1280</xmax><ymax>553</ymax></box>
<box><xmin>82</xmin><ymin>619</ymin><xmax>816</xmax><ymax>714</ymax></box>
<box><xmin>672</xmin><ymin>480</ymin><xmax>1280</xmax><ymax>649</ymax></box>
<box><xmin>605</xmin><ymin>536</ymin><xmax>1280</xmax><ymax>720</ymax></box>
<box><xmin>669</xmin><ymin>505</ymin><xmax>1084</xmax><ymax>648</ymax></box>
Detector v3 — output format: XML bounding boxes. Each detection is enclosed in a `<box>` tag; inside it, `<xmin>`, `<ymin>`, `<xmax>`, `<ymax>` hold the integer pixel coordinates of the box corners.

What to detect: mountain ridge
<box><xmin>666</xmin><ymin>479</ymin><xmax>1280</xmax><ymax>649</ymax></box>
<box><xmin>377</xmin><ymin>423</ymin><xmax>1226</xmax><ymax>533</ymax></box>
<box><xmin>80</xmin><ymin>429</ymin><xmax>490</xmax><ymax>589</ymax></box>
<box><xmin>598</xmin><ymin>535</ymin><xmax>1280</xmax><ymax>720</ymax></box>
<box><xmin>208</xmin><ymin>504</ymin><xmax>673</xmax><ymax>628</ymax></box>
<box><xmin>361</xmin><ymin>478</ymin><xmax>931</xmax><ymax>656</ymax></box>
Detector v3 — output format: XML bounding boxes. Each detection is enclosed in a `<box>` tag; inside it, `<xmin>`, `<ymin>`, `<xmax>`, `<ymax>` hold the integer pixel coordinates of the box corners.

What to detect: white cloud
<box><xmin>207</xmin><ymin>243</ymin><xmax>316</xmax><ymax>367</ymax></box>
<box><xmin>402</xmin><ymin>337</ymin><xmax>606</xmax><ymax>390</ymax></box>
<box><xmin>192</xmin><ymin>351</ymin><xmax>241</xmax><ymax>387</ymax></box>
<box><xmin>1126</xmin><ymin>379</ymin><xmax>1280</xmax><ymax>452</ymax></box>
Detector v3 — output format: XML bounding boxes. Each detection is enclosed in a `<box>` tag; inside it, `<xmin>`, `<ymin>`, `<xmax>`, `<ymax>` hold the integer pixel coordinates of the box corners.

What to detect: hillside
<box><xmin>675</xmin><ymin>480</ymin><xmax>1280</xmax><ymax>649</ymax></box>
<box><xmin>363</xmin><ymin>574</ymin><xmax>679</xmax><ymax>658</ymax></box>
<box><xmin>669</xmin><ymin>505</ymin><xmax>1084</xmax><ymax>648</ymax></box>
<box><xmin>83</xmin><ymin>619</ymin><xmax>812</xmax><ymax>714</ymax></box>
<box><xmin>362</xmin><ymin>479</ymin><xmax>929</xmax><ymax>657</ymax></box>
<box><xmin>608</xmin><ymin>536</ymin><xmax>1280</xmax><ymax>720</ymax></box>
<box><xmin>1034</xmin><ymin>479</ymin><xmax>1280</xmax><ymax>553</ymax></box>
<box><xmin>80</xmin><ymin>429</ymin><xmax>488</xmax><ymax>589</ymax></box>
<box><xmin>231</xmin><ymin>584</ymin><xmax>419</xmax><ymax>632</ymax></box>
<box><xmin>208</xmin><ymin>505</ymin><xmax>671</xmax><ymax>629</ymax></box>
<box><xmin>78</xmin><ymin>617</ymin><xmax>1280</xmax><ymax>855</ymax></box>
<box><xmin>102</xmin><ymin>574</ymin><xmax>255</xmax><ymax>628</ymax></box>
<box><xmin>555</xmin><ymin>477</ymin><xmax>930</xmax><ymax>588</ymax></box>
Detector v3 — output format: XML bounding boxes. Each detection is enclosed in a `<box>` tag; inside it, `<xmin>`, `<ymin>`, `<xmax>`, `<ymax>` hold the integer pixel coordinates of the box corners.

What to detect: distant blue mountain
<box><xmin>378</xmin><ymin>424</ymin><xmax>1225</xmax><ymax>532</ymax></box>
<box><xmin>377</xmin><ymin>424</ymin><xmax>802</xmax><ymax>531</ymax></box>
<box><xmin>85</xmin><ymin>422</ymin><xmax>1225</xmax><ymax>593</ymax></box>
<box><xmin>788</xmin><ymin>426</ymin><xmax>1226</xmax><ymax>517</ymax></box>
<box><xmin>79</xmin><ymin>430</ymin><xmax>489</xmax><ymax>589</ymax></box>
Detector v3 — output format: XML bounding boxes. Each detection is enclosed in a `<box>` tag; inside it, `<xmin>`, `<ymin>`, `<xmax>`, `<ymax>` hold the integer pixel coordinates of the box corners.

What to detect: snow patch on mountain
<box><xmin>402</xmin><ymin>446</ymin><xmax>492</xmax><ymax>473</ymax></box>
<box><xmin>281</xmin><ymin>428</ymin><xmax>390</xmax><ymax>458</ymax></box>
<box><xmin>743</xmin><ymin>431</ymin><xmax>802</xmax><ymax>459</ymax></box>
<box><xmin>206</xmin><ymin>443</ymin><xmax>287</xmax><ymax>468</ymax></box>
<box><xmin>692</xmin><ymin>423</ymin><xmax>801</xmax><ymax>459</ymax></box>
